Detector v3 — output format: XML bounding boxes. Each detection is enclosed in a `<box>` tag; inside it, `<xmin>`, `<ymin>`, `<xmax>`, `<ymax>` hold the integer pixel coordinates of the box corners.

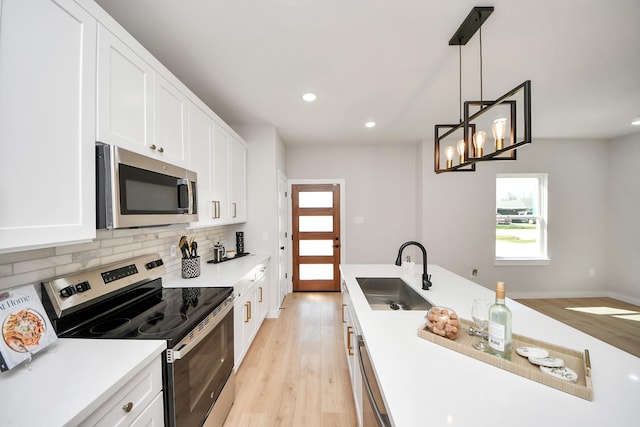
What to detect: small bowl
<box><xmin>425</xmin><ymin>306</ymin><xmax>460</xmax><ymax>340</ymax></box>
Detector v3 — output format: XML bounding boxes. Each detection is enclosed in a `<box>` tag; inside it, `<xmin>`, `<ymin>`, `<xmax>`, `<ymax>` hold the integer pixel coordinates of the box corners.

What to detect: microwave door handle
<box><xmin>177</xmin><ymin>178</ymin><xmax>189</xmax><ymax>211</ymax></box>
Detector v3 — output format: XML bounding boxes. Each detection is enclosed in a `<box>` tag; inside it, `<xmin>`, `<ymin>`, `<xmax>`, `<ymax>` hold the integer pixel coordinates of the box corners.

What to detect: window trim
<box><xmin>495</xmin><ymin>173</ymin><xmax>549</xmax><ymax>264</ymax></box>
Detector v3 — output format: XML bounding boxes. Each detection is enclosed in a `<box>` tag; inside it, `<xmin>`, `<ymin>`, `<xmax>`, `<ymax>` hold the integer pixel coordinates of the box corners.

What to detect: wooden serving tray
<box><xmin>418</xmin><ymin>318</ymin><xmax>593</xmax><ymax>400</ymax></box>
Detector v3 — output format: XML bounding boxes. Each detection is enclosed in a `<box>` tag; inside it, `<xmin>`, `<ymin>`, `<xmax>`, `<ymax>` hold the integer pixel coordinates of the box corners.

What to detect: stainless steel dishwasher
<box><xmin>357</xmin><ymin>336</ymin><xmax>391</xmax><ymax>426</ymax></box>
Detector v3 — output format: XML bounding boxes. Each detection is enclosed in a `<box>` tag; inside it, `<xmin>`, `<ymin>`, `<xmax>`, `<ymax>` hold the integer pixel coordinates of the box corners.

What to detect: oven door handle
<box><xmin>169</xmin><ymin>297</ymin><xmax>233</xmax><ymax>362</ymax></box>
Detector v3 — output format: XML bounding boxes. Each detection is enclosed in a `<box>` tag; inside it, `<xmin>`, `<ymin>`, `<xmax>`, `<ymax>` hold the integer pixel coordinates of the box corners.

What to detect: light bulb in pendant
<box><xmin>492</xmin><ymin>118</ymin><xmax>507</xmax><ymax>150</ymax></box>
<box><xmin>473</xmin><ymin>131</ymin><xmax>486</xmax><ymax>157</ymax></box>
<box><xmin>457</xmin><ymin>139</ymin><xmax>466</xmax><ymax>164</ymax></box>
<box><xmin>445</xmin><ymin>146</ymin><xmax>455</xmax><ymax>168</ymax></box>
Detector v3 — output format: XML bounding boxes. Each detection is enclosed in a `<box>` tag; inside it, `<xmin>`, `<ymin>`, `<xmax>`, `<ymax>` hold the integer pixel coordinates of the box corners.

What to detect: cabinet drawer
<box><xmin>130</xmin><ymin>392</ymin><xmax>164</xmax><ymax>427</ymax></box>
<box><xmin>80</xmin><ymin>358</ymin><xmax>162</xmax><ymax>427</ymax></box>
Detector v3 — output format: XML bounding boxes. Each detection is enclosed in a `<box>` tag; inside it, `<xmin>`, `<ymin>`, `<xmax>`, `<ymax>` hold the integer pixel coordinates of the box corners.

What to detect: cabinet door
<box><xmin>229</xmin><ymin>137</ymin><xmax>247</xmax><ymax>222</ymax></box>
<box><xmin>153</xmin><ymin>74</ymin><xmax>188</xmax><ymax>166</ymax></box>
<box><xmin>96</xmin><ymin>24</ymin><xmax>153</xmax><ymax>151</ymax></box>
<box><xmin>212</xmin><ymin>124</ymin><xmax>231</xmax><ymax>222</ymax></box>
<box><xmin>188</xmin><ymin>102</ymin><xmax>214</xmax><ymax>226</ymax></box>
<box><xmin>0</xmin><ymin>0</ymin><xmax>96</xmax><ymax>251</ymax></box>
<box><xmin>244</xmin><ymin>283</ymin><xmax>258</xmax><ymax>348</ymax></box>
<box><xmin>255</xmin><ymin>267</ymin><xmax>269</xmax><ymax>324</ymax></box>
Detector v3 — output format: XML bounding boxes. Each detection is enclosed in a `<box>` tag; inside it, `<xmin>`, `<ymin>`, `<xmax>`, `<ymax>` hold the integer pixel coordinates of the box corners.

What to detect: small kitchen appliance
<box><xmin>96</xmin><ymin>143</ymin><xmax>198</xmax><ymax>229</ymax></box>
<box><xmin>41</xmin><ymin>254</ymin><xmax>234</xmax><ymax>427</ymax></box>
<box><xmin>236</xmin><ymin>231</ymin><xmax>244</xmax><ymax>255</ymax></box>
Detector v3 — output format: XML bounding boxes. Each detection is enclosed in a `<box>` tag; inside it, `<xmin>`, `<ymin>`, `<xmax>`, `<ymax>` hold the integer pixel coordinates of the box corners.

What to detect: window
<box><xmin>495</xmin><ymin>174</ymin><xmax>548</xmax><ymax>263</ymax></box>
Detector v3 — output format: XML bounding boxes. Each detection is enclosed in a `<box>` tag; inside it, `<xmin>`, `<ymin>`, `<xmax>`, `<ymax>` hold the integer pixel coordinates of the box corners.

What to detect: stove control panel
<box><xmin>42</xmin><ymin>253</ymin><xmax>166</xmax><ymax>319</ymax></box>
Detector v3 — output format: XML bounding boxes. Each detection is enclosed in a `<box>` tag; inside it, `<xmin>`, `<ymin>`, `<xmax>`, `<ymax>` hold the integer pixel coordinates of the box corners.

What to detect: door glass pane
<box><xmin>299</xmin><ymin>191</ymin><xmax>333</xmax><ymax>208</ymax></box>
<box><xmin>299</xmin><ymin>240</ymin><xmax>334</xmax><ymax>256</ymax></box>
<box><xmin>299</xmin><ymin>216</ymin><xmax>333</xmax><ymax>232</ymax></box>
<box><xmin>299</xmin><ymin>264</ymin><xmax>334</xmax><ymax>280</ymax></box>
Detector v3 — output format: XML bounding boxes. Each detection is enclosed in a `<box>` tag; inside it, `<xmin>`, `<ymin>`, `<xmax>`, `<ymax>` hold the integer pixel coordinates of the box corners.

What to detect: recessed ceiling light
<box><xmin>302</xmin><ymin>92</ymin><xmax>317</xmax><ymax>102</ymax></box>
<box><xmin>364</xmin><ymin>121</ymin><xmax>376</xmax><ymax>128</ymax></box>
<box><xmin>632</xmin><ymin>116</ymin><xmax>640</xmax><ymax>126</ymax></box>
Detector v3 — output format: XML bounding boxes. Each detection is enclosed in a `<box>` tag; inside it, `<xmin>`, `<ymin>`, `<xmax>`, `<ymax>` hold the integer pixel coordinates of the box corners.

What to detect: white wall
<box><xmin>233</xmin><ymin>125</ymin><xmax>287</xmax><ymax>317</ymax></box>
<box><xmin>607</xmin><ymin>131</ymin><xmax>640</xmax><ymax>303</ymax></box>
<box><xmin>286</xmin><ymin>144</ymin><xmax>420</xmax><ymax>264</ymax></box>
<box><xmin>421</xmin><ymin>138</ymin><xmax>613</xmax><ymax>299</ymax></box>
<box><xmin>281</xmin><ymin>132</ymin><xmax>639</xmax><ymax>304</ymax></box>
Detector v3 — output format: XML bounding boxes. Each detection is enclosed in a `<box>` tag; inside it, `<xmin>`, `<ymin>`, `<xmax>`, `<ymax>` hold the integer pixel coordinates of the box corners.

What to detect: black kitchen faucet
<box><xmin>394</xmin><ymin>241</ymin><xmax>433</xmax><ymax>290</ymax></box>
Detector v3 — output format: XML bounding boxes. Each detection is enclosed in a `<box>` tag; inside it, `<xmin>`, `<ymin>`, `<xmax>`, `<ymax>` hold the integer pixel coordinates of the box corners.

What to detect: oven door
<box><xmin>165</xmin><ymin>301</ymin><xmax>234</xmax><ymax>427</ymax></box>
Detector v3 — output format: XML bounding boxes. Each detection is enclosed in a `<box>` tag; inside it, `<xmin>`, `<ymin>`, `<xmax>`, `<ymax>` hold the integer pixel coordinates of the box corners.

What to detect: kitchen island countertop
<box><xmin>341</xmin><ymin>264</ymin><xmax>640</xmax><ymax>427</ymax></box>
<box><xmin>0</xmin><ymin>338</ymin><xmax>166</xmax><ymax>426</ymax></box>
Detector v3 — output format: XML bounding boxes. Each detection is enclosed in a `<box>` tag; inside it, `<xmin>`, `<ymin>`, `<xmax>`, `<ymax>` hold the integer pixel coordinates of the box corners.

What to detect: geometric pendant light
<box><xmin>435</xmin><ymin>7</ymin><xmax>532</xmax><ymax>174</ymax></box>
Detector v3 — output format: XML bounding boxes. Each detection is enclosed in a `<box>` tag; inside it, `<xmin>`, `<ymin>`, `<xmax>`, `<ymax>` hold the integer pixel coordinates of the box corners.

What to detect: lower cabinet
<box><xmin>80</xmin><ymin>355</ymin><xmax>163</xmax><ymax>426</ymax></box>
<box><xmin>342</xmin><ymin>281</ymin><xmax>363</xmax><ymax>426</ymax></box>
<box><xmin>234</xmin><ymin>259</ymin><xmax>270</xmax><ymax>369</ymax></box>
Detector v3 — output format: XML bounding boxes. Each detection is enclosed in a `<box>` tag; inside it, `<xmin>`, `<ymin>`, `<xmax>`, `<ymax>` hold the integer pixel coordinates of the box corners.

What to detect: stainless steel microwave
<box><xmin>96</xmin><ymin>143</ymin><xmax>198</xmax><ymax>229</ymax></box>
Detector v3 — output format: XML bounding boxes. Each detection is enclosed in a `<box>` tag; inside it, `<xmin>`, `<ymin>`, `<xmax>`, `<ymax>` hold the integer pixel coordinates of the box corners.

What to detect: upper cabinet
<box><xmin>153</xmin><ymin>75</ymin><xmax>188</xmax><ymax>166</ymax></box>
<box><xmin>96</xmin><ymin>24</ymin><xmax>154</xmax><ymax>153</ymax></box>
<box><xmin>190</xmin><ymin>114</ymin><xmax>247</xmax><ymax>227</ymax></box>
<box><xmin>229</xmin><ymin>136</ymin><xmax>247</xmax><ymax>223</ymax></box>
<box><xmin>96</xmin><ymin>24</ymin><xmax>188</xmax><ymax>167</ymax></box>
<box><xmin>0</xmin><ymin>0</ymin><xmax>97</xmax><ymax>251</ymax></box>
<box><xmin>187</xmin><ymin>101</ymin><xmax>214</xmax><ymax>226</ymax></box>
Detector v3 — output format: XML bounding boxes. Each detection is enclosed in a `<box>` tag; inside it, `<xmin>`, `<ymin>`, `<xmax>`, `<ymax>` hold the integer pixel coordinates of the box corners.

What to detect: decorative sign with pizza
<box><xmin>0</xmin><ymin>284</ymin><xmax>57</xmax><ymax>372</ymax></box>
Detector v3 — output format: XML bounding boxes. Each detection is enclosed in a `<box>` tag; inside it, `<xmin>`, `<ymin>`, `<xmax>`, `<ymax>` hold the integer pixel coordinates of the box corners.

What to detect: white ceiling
<box><xmin>95</xmin><ymin>0</ymin><xmax>640</xmax><ymax>146</ymax></box>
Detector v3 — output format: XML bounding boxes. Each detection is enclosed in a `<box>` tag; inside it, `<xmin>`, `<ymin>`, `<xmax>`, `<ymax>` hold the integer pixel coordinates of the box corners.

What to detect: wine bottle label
<box><xmin>488</xmin><ymin>321</ymin><xmax>505</xmax><ymax>352</ymax></box>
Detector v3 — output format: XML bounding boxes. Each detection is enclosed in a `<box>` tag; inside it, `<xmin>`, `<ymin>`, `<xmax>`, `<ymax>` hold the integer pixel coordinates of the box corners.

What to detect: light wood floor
<box><xmin>223</xmin><ymin>292</ymin><xmax>358</xmax><ymax>427</ymax></box>
<box><xmin>516</xmin><ymin>297</ymin><xmax>640</xmax><ymax>358</ymax></box>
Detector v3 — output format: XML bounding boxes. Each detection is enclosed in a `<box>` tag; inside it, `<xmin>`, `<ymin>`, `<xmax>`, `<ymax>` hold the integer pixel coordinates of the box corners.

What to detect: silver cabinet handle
<box><xmin>122</xmin><ymin>402</ymin><xmax>133</xmax><ymax>412</ymax></box>
<box><xmin>158</xmin><ymin>147</ymin><xmax>164</xmax><ymax>153</ymax></box>
<box><xmin>232</xmin><ymin>202</ymin><xmax>237</xmax><ymax>218</ymax></box>
<box><xmin>149</xmin><ymin>144</ymin><xmax>156</xmax><ymax>150</ymax></box>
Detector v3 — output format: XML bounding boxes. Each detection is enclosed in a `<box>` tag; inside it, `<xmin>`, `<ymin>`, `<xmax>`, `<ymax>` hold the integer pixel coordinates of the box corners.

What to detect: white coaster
<box><xmin>540</xmin><ymin>365</ymin><xmax>578</xmax><ymax>382</ymax></box>
<box><xmin>528</xmin><ymin>356</ymin><xmax>565</xmax><ymax>367</ymax></box>
<box><xmin>516</xmin><ymin>346</ymin><xmax>549</xmax><ymax>358</ymax></box>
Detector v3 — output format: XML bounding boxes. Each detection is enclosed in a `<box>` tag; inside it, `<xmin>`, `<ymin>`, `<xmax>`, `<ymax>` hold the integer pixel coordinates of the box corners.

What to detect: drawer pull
<box><xmin>122</xmin><ymin>402</ymin><xmax>133</xmax><ymax>413</ymax></box>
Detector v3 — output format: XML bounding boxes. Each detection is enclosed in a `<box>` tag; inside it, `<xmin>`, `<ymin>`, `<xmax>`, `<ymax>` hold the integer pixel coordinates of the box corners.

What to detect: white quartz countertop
<box><xmin>340</xmin><ymin>264</ymin><xmax>640</xmax><ymax>427</ymax></box>
<box><xmin>163</xmin><ymin>253</ymin><xmax>269</xmax><ymax>288</ymax></box>
<box><xmin>0</xmin><ymin>338</ymin><xmax>166</xmax><ymax>427</ymax></box>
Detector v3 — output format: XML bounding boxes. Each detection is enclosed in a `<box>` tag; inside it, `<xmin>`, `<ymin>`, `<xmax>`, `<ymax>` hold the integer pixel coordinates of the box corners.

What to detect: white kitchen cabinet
<box><xmin>233</xmin><ymin>259</ymin><xmax>269</xmax><ymax>368</ymax></box>
<box><xmin>255</xmin><ymin>264</ymin><xmax>269</xmax><ymax>325</ymax></box>
<box><xmin>153</xmin><ymin>73</ymin><xmax>188</xmax><ymax>166</ymax></box>
<box><xmin>230</xmin><ymin>136</ymin><xmax>248</xmax><ymax>222</ymax></box>
<box><xmin>0</xmin><ymin>0</ymin><xmax>97</xmax><ymax>252</ymax></box>
<box><xmin>211</xmin><ymin>124</ymin><xmax>231</xmax><ymax>222</ymax></box>
<box><xmin>80</xmin><ymin>355</ymin><xmax>164</xmax><ymax>427</ymax></box>
<box><xmin>188</xmin><ymin>101</ymin><xmax>215</xmax><ymax>226</ymax></box>
<box><xmin>96</xmin><ymin>23</ymin><xmax>154</xmax><ymax>153</ymax></box>
<box><xmin>342</xmin><ymin>281</ymin><xmax>363</xmax><ymax>426</ymax></box>
<box><xmin>211</xmin><ymin>124</ymin><xmax>248</xmax><ymax>225</ymax></box>
<box><xmin>97</xmin><ymin>25</ymin><xmax>188</xmax><ymax>167</ymax></box>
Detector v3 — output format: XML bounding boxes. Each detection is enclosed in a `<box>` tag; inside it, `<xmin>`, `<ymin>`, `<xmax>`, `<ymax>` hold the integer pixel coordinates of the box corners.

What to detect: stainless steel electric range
<box><xmin>41</xmin><ymin>254</ymin><xmax>235</xmax><ymax>427</ymax></box>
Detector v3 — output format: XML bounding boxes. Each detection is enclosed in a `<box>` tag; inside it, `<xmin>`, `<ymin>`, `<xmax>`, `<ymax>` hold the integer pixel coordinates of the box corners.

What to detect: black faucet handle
<box><xmin>422</xmin><ymin>273</ymin><xmax>433</xmax><ymax>290</ymax></box>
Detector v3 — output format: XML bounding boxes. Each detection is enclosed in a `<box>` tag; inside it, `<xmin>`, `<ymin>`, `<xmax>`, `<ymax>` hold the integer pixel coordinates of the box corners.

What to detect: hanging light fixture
<box><xmin>434</xmin><ymin>6</ymin><xmax>532</xmax><ymax>174</ymax></box>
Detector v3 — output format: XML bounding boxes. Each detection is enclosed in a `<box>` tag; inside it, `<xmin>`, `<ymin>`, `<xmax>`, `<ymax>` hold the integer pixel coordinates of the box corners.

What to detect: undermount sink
<box><xmin>355</xmin><ymin>277</ymin><xmax>433</xmax><ymax>311</ymax></box>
